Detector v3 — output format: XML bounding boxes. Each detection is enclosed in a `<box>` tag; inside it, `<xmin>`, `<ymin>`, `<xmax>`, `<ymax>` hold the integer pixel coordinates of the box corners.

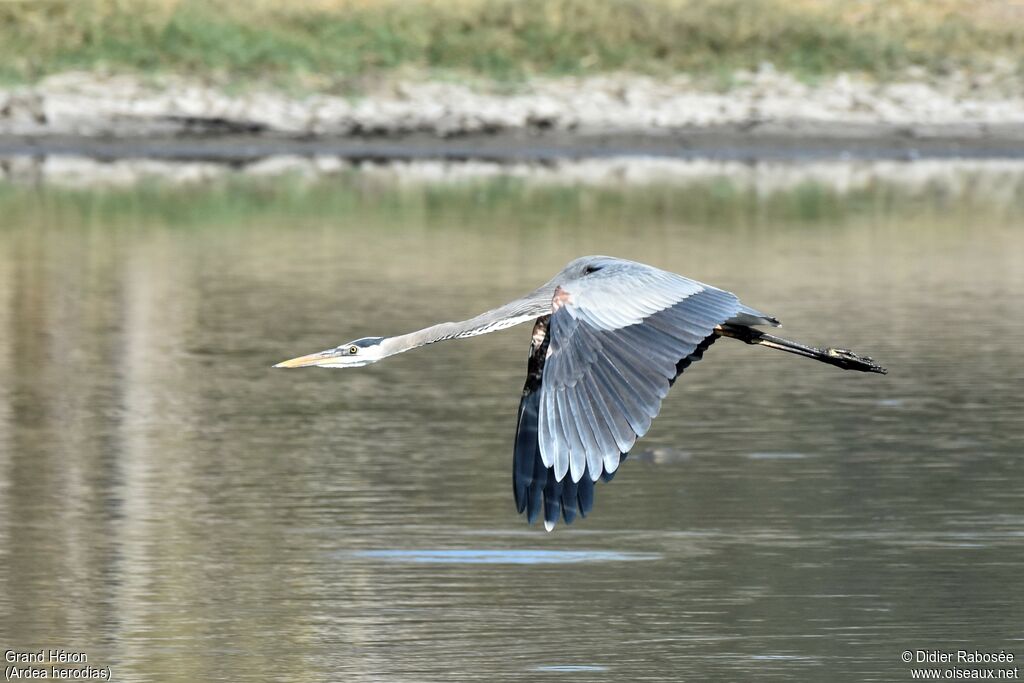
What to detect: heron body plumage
<box><xmin>275</xmin><ymin>255</ymin><xmax>886</xmax><ymax>531</ymax></box>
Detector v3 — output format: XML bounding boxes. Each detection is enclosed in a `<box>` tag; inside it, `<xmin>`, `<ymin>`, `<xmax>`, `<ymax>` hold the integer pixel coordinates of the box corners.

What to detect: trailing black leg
<box><xmin>718</xmin><ymin>324</ymin><xmax>887</xmax><ymax>374</ymax></box>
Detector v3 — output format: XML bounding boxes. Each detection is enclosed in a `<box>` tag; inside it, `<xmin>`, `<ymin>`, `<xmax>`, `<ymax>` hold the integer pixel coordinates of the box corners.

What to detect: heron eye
<box><xmin>348</xmin><ymin>346</ymin><xmax>359</xmax><ymax>355</ymax></box>
<box><xmin>583</xmin><ymin>265</ymin><xmax>602</xmax><ymax>275</ymax></box>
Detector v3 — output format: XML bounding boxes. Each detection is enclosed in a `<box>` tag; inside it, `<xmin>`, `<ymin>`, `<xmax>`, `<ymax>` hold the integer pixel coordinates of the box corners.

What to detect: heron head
<box><xmin>561</xmin><ymin>255</ymin><xmax>618</xmax><ymax>284</ymax></box>
<box><xmin>273</xmin><ymin>337</ymin><xmax>386</xmax><ymax>369</ymax></box>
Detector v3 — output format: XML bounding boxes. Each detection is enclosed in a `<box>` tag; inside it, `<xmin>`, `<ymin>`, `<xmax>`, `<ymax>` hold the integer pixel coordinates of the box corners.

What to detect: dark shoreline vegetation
<box><xmin>2</xmin><ymin>0</ymin><xmax>1022</xmax><ymax>85</ymax></box>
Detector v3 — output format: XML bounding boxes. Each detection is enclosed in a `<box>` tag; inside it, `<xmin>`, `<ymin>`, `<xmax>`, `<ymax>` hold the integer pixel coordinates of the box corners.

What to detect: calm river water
<box><xmin>0</xmin><ymin>160</ymin><xmax>1022</xmax><ymax>681</ymax></box>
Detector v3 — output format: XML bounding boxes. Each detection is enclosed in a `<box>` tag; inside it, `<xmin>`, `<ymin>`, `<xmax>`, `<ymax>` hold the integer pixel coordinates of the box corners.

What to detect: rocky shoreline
<box><xmin>2</xmin><ymin>68</ymin><xmax>1024</xmax><ymax>161</ymax></box>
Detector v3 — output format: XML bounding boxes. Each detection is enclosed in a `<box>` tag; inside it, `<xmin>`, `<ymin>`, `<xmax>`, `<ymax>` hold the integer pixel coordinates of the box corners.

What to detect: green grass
<box><xmin>0</xmin><ymin>0</ymin><xmax>1022</xmax><ymax>85</ymax></box>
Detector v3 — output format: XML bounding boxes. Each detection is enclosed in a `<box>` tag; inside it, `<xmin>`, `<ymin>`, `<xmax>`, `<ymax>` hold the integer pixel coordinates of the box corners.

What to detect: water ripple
<box><xmin>349</xmin><ymin>549</ymin><xmax>662</xmax><ymax>564</ymax></box>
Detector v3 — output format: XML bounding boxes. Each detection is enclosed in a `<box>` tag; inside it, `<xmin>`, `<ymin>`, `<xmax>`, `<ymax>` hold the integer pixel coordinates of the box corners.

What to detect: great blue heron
<box><xmin>276</xmin><ymin>255</ymin><xmax>885</xmax><ymax>530</ymax></box>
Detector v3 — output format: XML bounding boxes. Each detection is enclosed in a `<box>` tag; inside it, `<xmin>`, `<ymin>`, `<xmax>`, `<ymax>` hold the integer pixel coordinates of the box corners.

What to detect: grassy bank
<box><xmin>1</xmin><ymin>0</ymin><xmax>1022</xmax><ymax>85</ymax></box>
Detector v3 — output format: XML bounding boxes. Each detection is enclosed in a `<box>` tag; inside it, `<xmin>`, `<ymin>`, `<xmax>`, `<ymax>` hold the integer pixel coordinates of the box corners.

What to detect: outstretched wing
<box><xmin>513</xmin><ymin>262</ymin><xmax>774</xmax><ymax>529</ymax></box>
<box><xmin>513</xmin><ymin>314</ymin><xmax>721</xmax><ymax>531</ymax></box>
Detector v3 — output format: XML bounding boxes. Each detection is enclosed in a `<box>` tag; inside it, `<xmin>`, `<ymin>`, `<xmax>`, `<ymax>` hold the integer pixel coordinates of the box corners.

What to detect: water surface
<box><xmin>0</xmin><ymin>161</ymin><xmax>1022</xmax><ymax>681</ymax></box>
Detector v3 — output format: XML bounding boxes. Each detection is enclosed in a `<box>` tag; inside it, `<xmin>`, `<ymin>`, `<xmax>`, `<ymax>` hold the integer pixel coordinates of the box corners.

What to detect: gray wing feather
<box><xmin>555</xmin><ymin>388</ymin><xmax>587</xmax><ymax>482</ymax></box>
<box><xmin>538</xmin><ymin>264</ymin><xmax>747</xmax><ymax>483</ymax></box>
<box><xmin>582</xmin><ymin>370</ymin><xmax>635</xmax><ymax>456</ymax></box>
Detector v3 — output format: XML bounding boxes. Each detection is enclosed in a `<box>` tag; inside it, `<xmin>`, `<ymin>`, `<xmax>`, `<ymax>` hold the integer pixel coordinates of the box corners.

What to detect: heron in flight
<box><xmin>275</xmin><ymin>256</ymin><xmax>885</xmax><ymax>530</ymax></box>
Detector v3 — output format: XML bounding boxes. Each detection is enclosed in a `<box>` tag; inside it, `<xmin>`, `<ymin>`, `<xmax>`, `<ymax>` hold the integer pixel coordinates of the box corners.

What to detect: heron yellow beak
<box><xmin>273</xmin><ymin>350</ymin><xmax>339</xmax><ymax>368</ymax></box>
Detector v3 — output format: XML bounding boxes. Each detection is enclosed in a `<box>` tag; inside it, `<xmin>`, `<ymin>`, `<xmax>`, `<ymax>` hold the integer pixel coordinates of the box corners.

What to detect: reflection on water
<box><xmin>0</xmin><ymin>161</ymin><xmax>1022</xmax><ymax>682</ymax></box>
<box><xmin>350</xmin><ymin>549</ymin><xmax>663</xmax><ymax>564</ymax></box>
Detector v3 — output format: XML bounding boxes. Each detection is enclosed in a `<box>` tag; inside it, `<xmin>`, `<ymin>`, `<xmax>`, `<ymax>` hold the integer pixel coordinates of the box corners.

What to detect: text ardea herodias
<box><xmin>276</xmin><ymin>256</ymin><xmax>886</xmax><ymax>530</ymax></box>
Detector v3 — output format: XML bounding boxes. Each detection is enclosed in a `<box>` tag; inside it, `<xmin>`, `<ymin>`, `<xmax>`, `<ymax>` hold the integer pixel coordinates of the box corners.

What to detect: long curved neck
<box><xmin>380</xmin><ymin>288</ymin><xmax>553</xmax><ymax>358</ymax></box>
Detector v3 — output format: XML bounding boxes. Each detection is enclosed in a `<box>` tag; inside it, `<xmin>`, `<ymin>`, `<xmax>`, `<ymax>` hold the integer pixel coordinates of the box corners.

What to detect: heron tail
<box><xmin>718</xmin><ymin>324</ymin><xmax>887</xmax><ymax>374</ymax></box>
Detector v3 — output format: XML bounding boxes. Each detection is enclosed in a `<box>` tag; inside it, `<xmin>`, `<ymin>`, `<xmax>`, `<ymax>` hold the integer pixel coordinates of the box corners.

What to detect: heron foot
<box><xmin>825</xmin><ymin>348</ymin><xmax>888</xmax><ymax>374</ymax></box>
